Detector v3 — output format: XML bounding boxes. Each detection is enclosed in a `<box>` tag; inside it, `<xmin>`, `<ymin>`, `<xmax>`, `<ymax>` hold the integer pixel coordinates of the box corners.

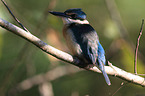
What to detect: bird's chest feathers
<box><xmin>63</xmin><ymin>23</ymin><xmax>100</xmax><ymax>64</ymax></box>
<box><xmin>63</xmin><ymin>25</ymin><xmax>82</xmax><ymax>55</ymax></box>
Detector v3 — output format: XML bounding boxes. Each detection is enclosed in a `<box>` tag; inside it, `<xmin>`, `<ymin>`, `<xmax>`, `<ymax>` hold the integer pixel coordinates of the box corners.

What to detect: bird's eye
<box><xmin>70</xmin><ymin>14</ymin><xmax>77</xmax><ymax>19</ymax></box>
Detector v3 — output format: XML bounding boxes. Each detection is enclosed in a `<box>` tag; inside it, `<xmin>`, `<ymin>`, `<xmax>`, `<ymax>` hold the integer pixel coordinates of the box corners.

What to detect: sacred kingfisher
<box><xmin>49</xmin><ymin>8</ymin><xmax>111</xmax><ymax>85</ymax></box>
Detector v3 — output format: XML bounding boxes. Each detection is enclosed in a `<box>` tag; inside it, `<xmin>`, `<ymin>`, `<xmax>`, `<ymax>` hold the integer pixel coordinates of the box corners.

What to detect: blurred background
<box><xmin>0</xmin><ymin>0</ymin><xmax>145</xmax><ymax>96</ymax></box>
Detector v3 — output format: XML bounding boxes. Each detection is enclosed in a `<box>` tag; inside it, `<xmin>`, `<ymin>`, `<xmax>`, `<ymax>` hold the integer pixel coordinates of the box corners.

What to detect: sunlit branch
<box><xmin>0</xmin><ymin>18</ymin><xmax>145</xmax><ymax>87</ymax></box>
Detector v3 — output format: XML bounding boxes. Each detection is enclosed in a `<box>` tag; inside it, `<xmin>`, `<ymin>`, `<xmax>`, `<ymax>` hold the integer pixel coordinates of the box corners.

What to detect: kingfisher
<box><xmin>49</xmin><ymin>8</ymin><xmax>111</xmax><ymax>85</ymax></box>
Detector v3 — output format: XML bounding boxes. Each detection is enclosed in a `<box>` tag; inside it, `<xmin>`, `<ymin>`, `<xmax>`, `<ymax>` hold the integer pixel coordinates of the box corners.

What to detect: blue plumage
<box><xmin>97</xmin><ymin>42</ymin><xmax>111</xmax><ymax>85</ymax></box>
<box><xmin>49</xmin><ymin>8</ymin><xmax>111</xmax><ymax>85</ymax></box>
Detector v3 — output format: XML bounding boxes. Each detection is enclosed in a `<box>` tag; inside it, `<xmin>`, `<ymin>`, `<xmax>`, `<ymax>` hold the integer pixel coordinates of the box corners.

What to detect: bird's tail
<box><xmin>102</xmin><ymin>69</ymin><xmax>111</xmax><ymax>85</ymax></box>
<box><xmin>97</xmin><ymin>60</ymin><xmax>111</xmax><ymax>85</ymax></box>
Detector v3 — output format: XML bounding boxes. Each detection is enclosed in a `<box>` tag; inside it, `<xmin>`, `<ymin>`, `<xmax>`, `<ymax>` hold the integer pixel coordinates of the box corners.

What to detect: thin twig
<box><xmin>1</xmin><ymin>0</ymin><xmax>30</xmax><ymax>32</ymax></box>
<box><xmin>111</xmin><ymin>82</ymin><xmax>128</xmax><ymax>96</ymax></box>
<box><xmin>134</xmin><ymin>19</ymin><xmax>144</xmax><ymax>74</ymax></box>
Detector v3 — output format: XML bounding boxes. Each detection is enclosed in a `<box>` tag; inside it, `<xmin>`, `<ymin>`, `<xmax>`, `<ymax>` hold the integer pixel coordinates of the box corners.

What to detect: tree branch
<box><xmin>0</xmin><ymin>18</ymin><xmax>145</xmax><ymax>87</ymax></box>
<box><xmin>1</xmin><ymin>0</ymin><xmax>29</xmax><ymax>32</ymax></box>
<box><xmin>134</xmin><ymin>19</ymin><xmax>144</xmax><ymax>74</ymax></box>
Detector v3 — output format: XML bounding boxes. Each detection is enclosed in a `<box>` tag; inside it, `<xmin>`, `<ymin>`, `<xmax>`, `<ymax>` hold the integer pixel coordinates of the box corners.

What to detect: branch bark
<box><xmin>0</xmin><ymin>18</ymin><xmax>145</xmax><ymax>87</ymax></box>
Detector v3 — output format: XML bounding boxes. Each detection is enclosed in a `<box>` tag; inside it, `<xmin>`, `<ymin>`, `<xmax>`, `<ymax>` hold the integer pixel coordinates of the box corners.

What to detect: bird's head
<box><xmin>49</xmin><ymin>8</ymin><xmax>89</xmax><ymax>24</ymax></box>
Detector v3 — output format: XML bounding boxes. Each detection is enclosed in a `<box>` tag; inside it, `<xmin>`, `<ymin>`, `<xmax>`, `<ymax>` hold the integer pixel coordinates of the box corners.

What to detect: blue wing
<box><xmin>97</xmin><ymin>42</ymin><xmax>111</xmax><ymax>85</ymax></box>
<box><xmin>97</xmin><ymin>42</ymin><xmax>106</xmax><ymax>65</ymax></box>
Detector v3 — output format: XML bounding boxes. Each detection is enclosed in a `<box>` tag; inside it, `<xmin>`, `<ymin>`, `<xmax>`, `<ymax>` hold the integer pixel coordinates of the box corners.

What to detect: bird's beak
<box><xmin>49</xmin><ymin>11</ymin><xmax>69</xmax><ymax>18</ymax></box>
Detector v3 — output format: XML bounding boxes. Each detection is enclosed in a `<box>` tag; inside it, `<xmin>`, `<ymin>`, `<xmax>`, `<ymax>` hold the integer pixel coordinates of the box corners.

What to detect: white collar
<box><xmin>62</xmin><ymin>17</ymin><xmax>89</xmax><ymax>25</ymax></box>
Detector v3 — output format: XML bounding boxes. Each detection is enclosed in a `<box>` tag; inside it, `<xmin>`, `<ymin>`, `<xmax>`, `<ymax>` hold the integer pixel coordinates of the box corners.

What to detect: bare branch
<box><xmin>1</xmin><ymin>0</ymin><xmax>29</xmax><ymax>32</ymax></box>
<box><xmin>0</xmin><ymin>18</ymin><xmax>74</xmax><ymax>63</ymax></box>
<box><xmin>134</xmin><ymin>19</ymin><xmax>144</xmax><ymax>74</ymax></box>
<box><xmin>0</xmin><ymin>18</ymin><xmax>145</xmax><ymax>87</ymax></box>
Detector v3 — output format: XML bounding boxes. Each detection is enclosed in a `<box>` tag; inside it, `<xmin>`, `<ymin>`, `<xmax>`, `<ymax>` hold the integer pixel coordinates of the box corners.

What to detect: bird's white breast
<box><xmin>63</xmin><ymin>25</ymin><xmax>82</xmax><ymax>56</ymax></box>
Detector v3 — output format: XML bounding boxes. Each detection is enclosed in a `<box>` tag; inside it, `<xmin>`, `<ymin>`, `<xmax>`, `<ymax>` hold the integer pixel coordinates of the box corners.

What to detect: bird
<box><xmin>49</xmin><ymin>8</ymin><xmax>111</xmax><ymax>85</ymax></box>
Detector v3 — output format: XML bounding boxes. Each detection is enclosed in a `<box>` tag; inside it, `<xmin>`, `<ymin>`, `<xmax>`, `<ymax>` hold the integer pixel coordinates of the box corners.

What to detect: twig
<box><xmin>0</xmin><ymin>18</ymin><xmax>145</xmax><ymax>87</ymax></box>
<box><xmin>1</xmin><ymin>0</ymin><xmax>29</xmax><ymax>32</ymax></box>
<box><xmin>134</xmin><ymin>19</ymin><xmax>144</xmax><ymax>74</ymax></box>
<box><xmin>111</xmin><ymin>82</ymin><xmax>128</xmax><ymax>96</ymax></box>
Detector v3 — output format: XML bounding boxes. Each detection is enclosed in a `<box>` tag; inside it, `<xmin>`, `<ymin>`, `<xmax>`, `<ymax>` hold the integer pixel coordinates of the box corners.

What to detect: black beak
<box><xmin>48</xmin><ymin>11</ymin><xmax>69</xmax><ymax>18</ymax></box>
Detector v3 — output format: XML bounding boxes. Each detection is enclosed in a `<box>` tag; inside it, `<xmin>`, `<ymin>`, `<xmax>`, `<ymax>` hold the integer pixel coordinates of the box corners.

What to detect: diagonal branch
<box><xmin>0</xmin><ymin>18</ymin><xmax>145</xmax><ymax>87</ymax></box>
<box><xmin>1</xmin><ymin>0</ymin><xmax>29</xmax><ymax>32</ymax></box>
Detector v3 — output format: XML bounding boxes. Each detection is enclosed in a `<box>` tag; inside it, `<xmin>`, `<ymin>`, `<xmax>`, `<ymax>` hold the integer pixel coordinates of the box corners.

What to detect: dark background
<box><xmin>0</xmin><ymin>0</ymin><xmax>145</xmax><ymax>96</ymax></box>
